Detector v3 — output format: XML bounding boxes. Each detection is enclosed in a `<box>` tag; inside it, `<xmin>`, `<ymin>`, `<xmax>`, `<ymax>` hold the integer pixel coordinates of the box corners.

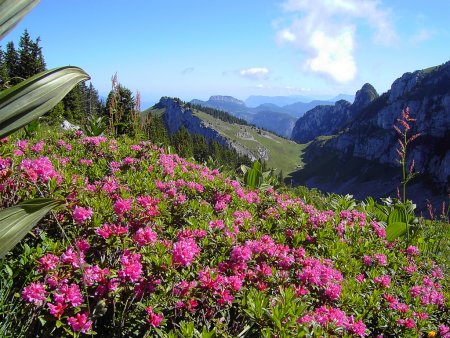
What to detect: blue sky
<box><xmin>5</xmin><ymin>0</ymin><xmax>450</xmax><ymax>105</ymax></box>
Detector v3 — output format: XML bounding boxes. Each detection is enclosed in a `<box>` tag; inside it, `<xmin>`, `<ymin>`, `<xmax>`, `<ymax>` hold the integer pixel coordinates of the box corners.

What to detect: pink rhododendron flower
<box><xmin>145</xmin><ymin>307</ymin><xmax>164</xmax><ymax>327</ymax></box>
<box><xmin>47</xmin><ymin>302</ymin><xmax>67</xmax><ymax>318</ymax></box>
<box><xmin>22</xmin><ymin>282</ymin><xmax>47</xmax><ymax>306</ymax></box>
<box><xmin>133</xmin><ymin>227</ymin><xmax>158</xmax><ymax>247</ymax></box>
<box><xmin>83</xmin><ymin>265</ymin><xmax>110</xmax><ymax>286</ymax></box>
<box><xmin>118</xmin><ymin>250</ymin><xmax>142</xmax><ymax>282</ymax></box>
<box><xmin>38</xmin><ymin>253</ymin><xmax>59</xmax><ymax>272</ymax></box>
<box><xmin>67</xmin><ymin>312</ymin><xmax>92</xmax><ymax>333</ymax></box>
<box><xmin>439</xmin><ymin>325</ymin><xmax>450</xmax><ymax>338</ymax></box>
<box><xmin>54</xmin><ymin>283</ymin><xmax>83</xmax><ymax>307</ymax></box>
<box><xmin>373</xmin><ymin>253</ymin><xmax>387</xmax><ymax>266</ymax></box>
<box><xmin>374</xmin><ymin>275</ymin><xmax>391</xmax><ymax>288</ymax></box>
<box><xmin>172</xmin><ymin>238</ymin><xmax>200</xmax><ymax>267</ymax></box>
<box><xmin>114</xmin><ymin>198</ymin><xmax>133</xmax><ymax>215</ymax></box>
<box><xmin>230</xmin><ymin>245</ymin><xmax>252</xmax><ymax>262</ymax></box>
<box><xmin>61</xmin><ymin>247</ymin><xmax>85</xmax><ymax>268</ymax></box>
<box><xmin>406</xmin><ymin>245</ymin><xmax>420</xmax><ymax>256</ymax></box>
<box><xmin>72</xmin><ymin>206</ymin><xmax>93</xmax><ymax>224</ymax></box>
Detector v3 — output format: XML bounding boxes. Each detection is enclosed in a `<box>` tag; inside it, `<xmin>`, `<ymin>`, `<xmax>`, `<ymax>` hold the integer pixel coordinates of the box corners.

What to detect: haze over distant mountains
<box><xmin>190</xmin><ymin>94</ymin><xmax>354</xmax><ymax>138</ymax></box>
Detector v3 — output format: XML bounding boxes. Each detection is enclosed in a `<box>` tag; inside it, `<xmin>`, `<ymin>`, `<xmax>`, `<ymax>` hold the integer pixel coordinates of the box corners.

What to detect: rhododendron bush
<box><xmin>0</xmin><ymin>131</ymin><xmax>448</xmax><ymax>337</ymax></box>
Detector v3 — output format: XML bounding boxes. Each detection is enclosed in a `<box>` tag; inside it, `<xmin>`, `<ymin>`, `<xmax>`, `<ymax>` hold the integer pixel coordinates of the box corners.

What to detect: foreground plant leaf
<box><xmin>0</xmin><ymin>0</ymin><xmax>40</xmax><ymax>40</ymax></box>
<box><xmin>0</xmin><ymin>66</ymin><xmax>90</xmax><ymax>137</ymax></box>
<box><xmin>0</xmin><ymin>198</ymin><xmax>63</xmax><ymax>258</ymax></box>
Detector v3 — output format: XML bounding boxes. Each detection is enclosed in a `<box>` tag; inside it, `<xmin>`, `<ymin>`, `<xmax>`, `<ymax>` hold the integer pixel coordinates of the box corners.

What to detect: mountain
<box><xmin>291</xmin><ymin>83</ymin><xmax>378</xmax><ymax>143</ymax></box>
<box><xmin>190</xmin><ymin>96</ymin><xmax>251</xmax><ymax>120</ymax></box>
<box><xmin>190</xmin><ymin>96</ymin><xmax>296</xmax><ymax>137</ymax></box>
<box><xmin>282</xmin><ymin>100</ymin><xmax>334</xmax><ymax>118</ymax></box>
<box><xmin>247</xmin><ymin>111</ymin><xmax>297</xmax><ymax>140</ymax></box>
<box><xmin>149</xmin><ymin>97</ymin><xmax>305</xmax><ymax>175</ymax></box>
<box><xmin>289</xmin><ymin>62</ymin><xmax>450</xmax><ymax>208</ymax></box>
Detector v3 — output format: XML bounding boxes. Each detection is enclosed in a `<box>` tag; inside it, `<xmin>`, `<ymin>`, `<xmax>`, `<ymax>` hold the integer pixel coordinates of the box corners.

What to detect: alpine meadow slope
<box><xmin>145</xmin><ymin>97</ymin><xmax>306</xmax><ymax>176</ymax></box>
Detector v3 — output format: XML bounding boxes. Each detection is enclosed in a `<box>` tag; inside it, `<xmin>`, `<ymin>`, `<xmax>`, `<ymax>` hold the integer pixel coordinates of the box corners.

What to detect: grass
<box><xmin>192</xmin><ymin>109</ymin><xmax>306</xmax><ymax>176</ymax></box>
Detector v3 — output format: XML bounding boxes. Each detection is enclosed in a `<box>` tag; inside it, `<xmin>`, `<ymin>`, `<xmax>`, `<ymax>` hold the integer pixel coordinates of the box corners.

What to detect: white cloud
<box><xmin>240</xmin><ymin>67</ymin><xmax>270</xmax><ymax>80</ymax></box>
<box><xmin>276</xmin><ymin>0</ymin><xmax>397</xmax><ymax>83</ymax></box>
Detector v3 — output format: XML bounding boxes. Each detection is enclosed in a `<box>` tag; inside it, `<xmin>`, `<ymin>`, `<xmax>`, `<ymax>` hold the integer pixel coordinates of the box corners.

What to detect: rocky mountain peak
<box><xmin>209</xmin><ymin>95</ymin><xmax>245</xmax><ymax>105</ymax></box>
<box><xmin>352</xmin><ymin>83</ymin><xmax>378</xmax><ymax>110</ymax></box>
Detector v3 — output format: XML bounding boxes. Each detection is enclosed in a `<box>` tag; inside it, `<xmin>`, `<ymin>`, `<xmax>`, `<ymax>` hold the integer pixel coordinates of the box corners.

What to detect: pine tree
<box><xmin>17</xmin><ymin>29</ymin><xmax>46</xmax><ymax>80</ymax></box>
<box><xmin>0</xmin><ymin>47</ymin><xmax>9</xmax><ymax>88</ymax></box>
<box><xmin>105</xmin><ymin>83</ymin><xmax>135</xmax><ymax>136</ymax></box>
<box><xmin>5</xmin><ymin>41</ymin><xmax>18</xmax><ymax>84</ymax></box>
<box><xmin>62</xmin><ymin>83</ymin><xmax>84</xmax><ymax>122</ymax></box>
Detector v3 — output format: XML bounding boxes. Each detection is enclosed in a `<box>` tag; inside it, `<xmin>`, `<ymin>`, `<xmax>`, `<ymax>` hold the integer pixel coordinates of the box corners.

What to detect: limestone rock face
<box><xmin>293</xmin><ymin>61</ymin><xmax>450</xmax><ymax>193</ymax></box>
<box><xmin>291</xmin><ymin>100</ymin><xmax>352</xmax><ymax>143</ymax></box>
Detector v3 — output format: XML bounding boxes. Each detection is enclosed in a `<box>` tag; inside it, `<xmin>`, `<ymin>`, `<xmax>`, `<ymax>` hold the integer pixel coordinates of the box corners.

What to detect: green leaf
<box><xmin>0</xmin><ymin>198</ymin><xmax>63</xmax><ymax>258</ymax></box>
<box><xmin>0</xmin><ymin>66</ymin><xmax>90</xmax><ymax>138</ymax></box>
<box><xmin>388</xmin><ymin>206</ymin><xmax>407</xmax><ymax>225</ymax></box>
<box><xmin>0</xmin><ymin>0</ymin><xmax>40</xmax><ymax>40</ymax></box>
<box><xmin>386</xmin><ymin>221</ymin><xmax>407</xmax><ymax>241</ymax></box>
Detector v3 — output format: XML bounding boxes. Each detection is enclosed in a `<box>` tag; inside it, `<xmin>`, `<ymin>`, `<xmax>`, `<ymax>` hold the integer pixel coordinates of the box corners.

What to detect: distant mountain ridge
<box><xmin>190</xmin><ymin>95</ymin><xmax>341</xmax><ymax>138</ymax></box>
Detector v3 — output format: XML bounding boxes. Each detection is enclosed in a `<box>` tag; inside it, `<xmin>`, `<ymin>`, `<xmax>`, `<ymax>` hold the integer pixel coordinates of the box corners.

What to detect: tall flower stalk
<box><xmin>393</xmin><ymin>107</ymin><xmax>421</xmax><ymax>203</ymax></box>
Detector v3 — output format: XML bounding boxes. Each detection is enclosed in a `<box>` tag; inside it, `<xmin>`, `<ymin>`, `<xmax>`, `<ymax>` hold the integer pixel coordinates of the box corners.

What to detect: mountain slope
<box><xmin>148</xmin><ymin>97</ymin><xmax>306</xmax><ymax>175</ymax></box>
<box><xmin>290</xmin><ymin>62</ymin><xmax>450</xmax><ymax>207</ymax></box>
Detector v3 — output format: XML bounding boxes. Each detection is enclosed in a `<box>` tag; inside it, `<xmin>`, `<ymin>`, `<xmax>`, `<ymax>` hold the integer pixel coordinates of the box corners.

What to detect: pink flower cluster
<box><xmin>298</xmin><ymin>306</ymin><xmax>366</xmax><ymax>337</ymax></box>
<box><xmin>19</xmin><ymin>156</ymin><xmax>61</xmax><ymax>183</ymax></box>
<box><xmin>409</xmin><ymin>276</ymin><xmax>444</xmax><ymax>306</ymax></box>
<box><xmin>172</xmin><ymin>238</ymin><xmax>200</xmax><ymax>267</ymax></box>
<box><xmin>145</xmin><ymin>307</ymin><xmax>164</xmax><ymax>327</ymax></box>
<box><xmin>297</xmin><ymin>258</ymin><xmax>343</xmax><ymax>300</ymax></box>
<box><xmin>114</xmin><ymin>198</ymin><xmax>133</xmax><ymax>216</ymax></box>
<box><xmin>133</xmin><ymin>227</ymin><xmax>158</xmax><ymax>247</ymax></box>
<box><xmin>72</xmin><ymin>206</ymin><xmax>93</xmax><ymax>224</ymax></box>
<box><xmin>118</xmin><ymin>250</ymin><xmax>143</xmax><ymax>282</ymax></box>
<box><xmin>96</xmin><ymin>223</ymin><xmax>128</xmax><ymax>239</ymax></box>
<box><xmin>67</xmin><ymin>312</ymin><xmax>92</xmax><ymax>333</ymax></box>
<box><xmin>22</xmin><ymin>282</ymin><xmax>47</xmax><ymax>306</ymax></box>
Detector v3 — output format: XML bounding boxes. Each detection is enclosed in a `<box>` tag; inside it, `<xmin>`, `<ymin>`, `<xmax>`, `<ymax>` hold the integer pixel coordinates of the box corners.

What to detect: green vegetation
<box><xmin>192</xmin><ymin>108</ymin><xmax>306</xmax><ymax>176</ymax></box>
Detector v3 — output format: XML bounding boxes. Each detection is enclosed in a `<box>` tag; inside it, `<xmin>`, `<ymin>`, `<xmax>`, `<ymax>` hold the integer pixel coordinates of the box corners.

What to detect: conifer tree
<box><xmin>17</xmin><ymin>29</ymin><xmax>46</xmax><ymax>81</ymax></box>
<box><xmin>4</xmin><ymin>41</ymin><xmax>18</xmax><ymax>84</ymax></box>
<box><xmin>105</xmin><ymin>83</ymin><xmax>135</xmax><ymax>136</ymax></box>
<box><xmin>0</xmin><ymin>47</ymin><xmax>9</xmax><ymax>88</ymax></box>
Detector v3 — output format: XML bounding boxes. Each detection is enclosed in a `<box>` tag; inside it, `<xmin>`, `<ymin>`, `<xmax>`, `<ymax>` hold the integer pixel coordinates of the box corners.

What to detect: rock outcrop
<box><xmin>155</xmin><ymin>97</ymin><xmax>265</xmax><ymax>161</ymax></box>
<box><xmin>292</xmin><ymin>61</ymin><xmax>450</xmax><ymax>199</ymax></box>
<box><xmin>291</xmin><ymin>83</ymin><xmax>378</xmax><ymax>143</ymax></box>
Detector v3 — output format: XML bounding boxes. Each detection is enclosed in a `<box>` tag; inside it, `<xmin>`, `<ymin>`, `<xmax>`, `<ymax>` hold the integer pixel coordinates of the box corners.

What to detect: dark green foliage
<box><xmin>142</xmin><ymin>114</ymin><xmax>170</xmax><ymax>146</ymax></box>
<box><xmin>142</xmin><ymin>114</ymin><xmax>251</xmax><ymax>171</ymax></box>
<box><xmin>16</xmin><ymin>29</ymin><xmax>45</xmax><ymax>81</ymax></box>
<box><xmin>3</xmin><ymin>41</ymin><xmax>17</xmax><ymax>84</ymax></box>
<box><xmin>105</xmin><ymin>83</ymin><xmax>136</xmax><ymax>136</ymax></box>
<box><xmin>0</xmin><ymin>30</ymin><xmax>45</xmax><ymax>86</ymax></box>
<box><xmin>186</xmin><ymin>103</ymin><xmax>248</xmax><ymax>125</ymax></box>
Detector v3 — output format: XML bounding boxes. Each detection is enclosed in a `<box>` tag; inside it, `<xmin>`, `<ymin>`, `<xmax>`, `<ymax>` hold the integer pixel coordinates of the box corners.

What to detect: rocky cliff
<box><xmin>291</xmin><ymin>83</ymin><xmax>378</xmax><ymax>143</ymax></box>
<box><xmin>155</xmin><ymin>97</ymin><xmax>265</xmax><ymax>161</ymax></box>
<box><xmin>291</xmin><ymin>61</ymin><xmax>450</xmax><ymax>203</ymax></box>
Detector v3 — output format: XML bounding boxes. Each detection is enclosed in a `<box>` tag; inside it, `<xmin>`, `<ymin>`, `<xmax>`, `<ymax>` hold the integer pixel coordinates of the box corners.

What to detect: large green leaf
<box><xmin>388</xmin><ymin>206</ymin><xmax>407</xmax><ymax>225</ymax></box>
<box><xmin>0</xmin><ymin>0</ymin><xmax>40</xmax><ymax>40</ymax></box>
<box><xmin>0</xmin><ymin>198</ymin><xmax>62</xmax><ymax>258</ymax></box>
<box><xmin>0</xmin><ymin>66</ymin><xmax>90</xmax><ymax>137</ymax></box>
<box><xmin>386</xmin><ymin>221</ymin><xmax>407</xmax><ymax>241</ymax></box>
